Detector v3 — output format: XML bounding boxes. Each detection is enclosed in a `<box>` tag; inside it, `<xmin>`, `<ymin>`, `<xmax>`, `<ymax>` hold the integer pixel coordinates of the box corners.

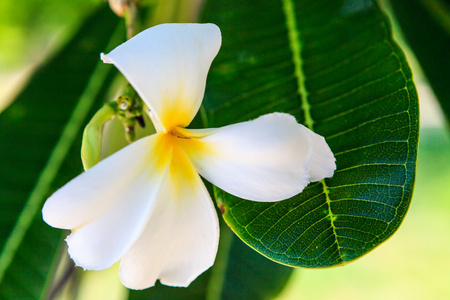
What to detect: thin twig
<box><xmin>47</xmin><ymin>261</ymin><xmax>76</xmax><ymax>300</ymax></box>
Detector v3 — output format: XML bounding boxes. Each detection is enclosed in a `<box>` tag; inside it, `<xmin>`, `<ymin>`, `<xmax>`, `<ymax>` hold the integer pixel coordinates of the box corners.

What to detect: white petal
<box><xmin>119</xmin><ymin>147</ymin><xmax>219</xmax><ymax>289</ymax></box>
<box><xmin>184</xmin><ymin>113</ymin><xmax>317</xmax><ymax>202</ymax></box>
<box><xmin>101</xmin><ymin>23</ymin><xmax>221</xmax><ymax>131</ymax></box>
<box><xmin>42</xmin><ymin>134</ymin><xmax>171</xmax><ymax>270</ymax></box>
<box><xmin>306</xmin><ymin>130</ymin><xmax>336</xmax><ymax>182</ymax></box>
<box><xmin>183</xmin><ymin>113</ymin><xmax>336</xmax><ymax>201</ymax></box>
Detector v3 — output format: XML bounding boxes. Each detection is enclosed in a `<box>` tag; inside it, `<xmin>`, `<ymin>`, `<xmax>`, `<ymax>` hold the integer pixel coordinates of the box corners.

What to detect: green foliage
<box><xmin>202</xmin><ymin>0</ymin><xmax>419</xmax><ymax>268</ymax></box>
<box><xmin>216</xmin><ymin>231</ymin><xmax>291</xmax><ymax>300</ymax></box>
<box><xmin>0</xmin><ymin>0</ymin><xmax>99</xmax><ymax>68</ymax></box>
<box><xmin>0</xmin><ymin>7</ymin><xmax>121</xmax><ymax>299</ymax></box>
<box><xmin>389</xmin><ymin>0</ymin><xmax>450</xmax><ymax>123</ymax></box>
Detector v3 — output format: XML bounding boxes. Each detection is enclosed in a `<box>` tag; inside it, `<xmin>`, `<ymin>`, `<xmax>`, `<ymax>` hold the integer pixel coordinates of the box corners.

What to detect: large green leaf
<box><xmin>202</xmin><ymin>0</ymin><xmax>419</xmax><ymax>268</ymax></box>
<box><xmin>389</xmin><ymin>0</ymin><xmax>450</xmax><ymax>123</ymax></box>
<box><xmin>0</xmin><ymin>7</ymin><xmax>121</xmax><ymax>299</ymax></box>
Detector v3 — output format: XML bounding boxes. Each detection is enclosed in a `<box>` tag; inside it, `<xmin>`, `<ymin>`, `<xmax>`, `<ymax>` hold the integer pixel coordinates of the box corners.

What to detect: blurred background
<box><xmin>0</xmin><ymin>0</ymin><xmax>449</xmax><ymax>299</ymax></box>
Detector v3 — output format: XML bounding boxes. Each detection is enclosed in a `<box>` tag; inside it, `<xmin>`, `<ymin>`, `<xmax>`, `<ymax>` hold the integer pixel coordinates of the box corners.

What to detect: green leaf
<box><xmin>389</xmin><ymin>0</ymin><xmax>450</xmax><ymax>123</ymax></box>
<box><xmin>129</xmin><ymin>223</ymin><xmax>292</xmax><ymax>300</ymax></box>
<box><xmin>202</xmin><ymin>0</ymin><xmax>419</xmax><ymax>268</ymax></box>
<box><xmin>0</xmin><ymin>7</ymin><xmax>121</xmax><ymax>299</ymax></box>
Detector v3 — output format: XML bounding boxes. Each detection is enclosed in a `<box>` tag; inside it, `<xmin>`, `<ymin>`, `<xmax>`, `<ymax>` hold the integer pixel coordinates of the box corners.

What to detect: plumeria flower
<box><xmin>42</xmin><ymin>23</ymin><xmax>336</xmax><ymax>290</ymax></box>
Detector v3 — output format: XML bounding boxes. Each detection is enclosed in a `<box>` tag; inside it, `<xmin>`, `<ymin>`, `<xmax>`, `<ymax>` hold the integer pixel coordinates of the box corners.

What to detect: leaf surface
<box><xmin>202</xmin><ymin>0</ymin><xmax>419</xmax><ymax>268</ymax></box>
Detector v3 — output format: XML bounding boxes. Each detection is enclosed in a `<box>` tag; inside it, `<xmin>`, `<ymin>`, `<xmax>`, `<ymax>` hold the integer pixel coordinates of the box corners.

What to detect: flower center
<box><xmin>159</xmin><ymin>126</ymin><xmax>211</xmax><ymax>170</ymax></box>
<box><xmin>170</xmin><ymin>127</ymin><xmax>191</xmax><ymax>140</ymax></box>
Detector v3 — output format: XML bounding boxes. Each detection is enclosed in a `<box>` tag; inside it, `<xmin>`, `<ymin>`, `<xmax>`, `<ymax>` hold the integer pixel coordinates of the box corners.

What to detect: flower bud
<box><xmin>81</xmin><ymin>103</ymin><xmax>116</xmax><ymax>170</ymax></box>
<box><xmin>108</xmin><ymin>0</ymin><xmax>130</xmax><ymax>17</ymax></box>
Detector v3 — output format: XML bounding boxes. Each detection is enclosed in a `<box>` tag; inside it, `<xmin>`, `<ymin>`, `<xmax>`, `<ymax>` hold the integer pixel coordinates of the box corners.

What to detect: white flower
<box><xmin>42</xmin><ymin>23</ymin><xmax>336</xmax><ymax>290</ymax></box>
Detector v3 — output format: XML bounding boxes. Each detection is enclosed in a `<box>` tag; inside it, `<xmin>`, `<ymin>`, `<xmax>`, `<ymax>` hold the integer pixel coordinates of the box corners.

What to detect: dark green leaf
<box><xmin>202</xmin><ymin>0</ymin><xmax>419</xmax><ymax>268</ymax></box>
<box><xmin>0</xmin><ymin>7</ymin><xmax>121</xmax><ymax>299</ymax></box>
<box><xmin>389</xmin><ymin>0</ymin><xmax>450</xmax><ymax>123</ymax></box>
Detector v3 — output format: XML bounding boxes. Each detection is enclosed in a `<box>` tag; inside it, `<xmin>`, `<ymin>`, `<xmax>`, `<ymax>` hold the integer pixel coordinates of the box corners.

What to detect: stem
<box><xmin>47</xmin><ymin>261</ymin><xmax>76</xmax><ymax>300</ymax></box>
<box><xmin>124</xmin><ymin>1</ymin><xmax>138</xmax><ymax>39</ymax></box>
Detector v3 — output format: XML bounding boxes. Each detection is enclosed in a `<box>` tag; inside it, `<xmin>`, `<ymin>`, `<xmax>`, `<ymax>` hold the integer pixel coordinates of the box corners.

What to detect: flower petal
<box><xmin>42</xmin><ymin>134</ymin><xmax>171</xmax><ymax>270</ymax></box>
<box><xmin>101</xmin><ymin>23</ymin><xmax>221</xmax><ymax>131</ymax></box>
<box><xmin>183</xmin><ymin>113</ymin><xmax>335</xmax><ymax>202</ymax></box>
<box><xmin>305</xmin><ymin>130</ymin><xmax>336</xmax><ymax>182</ymax></box>
<box><xmin>118</xmin><ymin>147</ymin><xmax>219</xmax><ymax>289</ymax></box>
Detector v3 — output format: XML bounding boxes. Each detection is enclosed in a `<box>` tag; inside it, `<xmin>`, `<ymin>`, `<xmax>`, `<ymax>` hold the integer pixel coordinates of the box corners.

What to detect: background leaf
<box><xmin>202</xmin><ymin>0</ymin><xmax>419</xmax><ymax>268</ymax></box>
<box><xmin>0</xmin><ymin>0</ymin><xmax>99</xmax><ymax>69</ymax></box>
<box><xmin>0</xmin><ymin>6</ymin><xmax>121</xmax><ymax>299</ymax></box>
<box><xmin>388</xmin><ymin>0</ymin><xmax>450</xmax><ymax>124</ymax></box>
<box><xmin>215</xmin><ymin>228</ymin><xmax>291</xmax><ymax>300</ymax></box>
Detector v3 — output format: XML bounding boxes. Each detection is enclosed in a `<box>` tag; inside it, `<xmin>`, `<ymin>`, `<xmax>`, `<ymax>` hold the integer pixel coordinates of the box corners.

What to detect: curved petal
<box><xmin>101</xmin><ymin>23</ymin><xmax>221</xmax><ymax>131</ymax></box>
<box><xmin>119</xmin><ymin>147</ymin><xmax>219</xmax><ymax>289</ymax></box>
<box><xmin>306</xmin><ymin>131</ymin><xmax>336</xmax><ymax>182</ymax></box>
<box><xmin>42</xmin><ymin>134</ymin><xmax>171</xmax><ymax>270</ymax></box>
<box><xmin>183</xmin><ymin>113</ymin><xmax>334</xmax><ymax>202</ymax></box>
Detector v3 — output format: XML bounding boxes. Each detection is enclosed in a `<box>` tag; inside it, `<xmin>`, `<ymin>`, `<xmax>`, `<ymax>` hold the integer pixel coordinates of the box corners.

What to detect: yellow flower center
<box><xmin>150</xmin><ymin>126</ymin><xmax>210</xmax><ymax>195</ymax></box>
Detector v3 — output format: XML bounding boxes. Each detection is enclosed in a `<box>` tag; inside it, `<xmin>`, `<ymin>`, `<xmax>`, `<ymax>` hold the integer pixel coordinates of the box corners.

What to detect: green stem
<box><xmin>123</xmin><ymin>1</ymin><xmax>138</xmax><ymax>39</ymax></box>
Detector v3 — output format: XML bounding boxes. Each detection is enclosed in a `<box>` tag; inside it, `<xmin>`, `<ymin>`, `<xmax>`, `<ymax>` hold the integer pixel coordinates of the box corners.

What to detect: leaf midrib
<box><xmin>281</xmin><ymin>0</ymin><xmax>342</xmax><ymax>262</ymax></box>
<box><xmin>282</xmin><ymin>0</ymin><xmax>313</xmax><ymax>130</ymax></box>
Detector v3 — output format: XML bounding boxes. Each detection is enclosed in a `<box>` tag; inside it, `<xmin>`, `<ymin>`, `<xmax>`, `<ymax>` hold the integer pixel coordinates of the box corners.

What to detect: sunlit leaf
<box><xmin>0</xmin><ymin>7</ymin><xmax>121</xmax><ymax>299</ymax></box>
<box><xmin>202</xmin><ymin>0</ymin><xmax>419</xmax><ymax>268</ymax></box>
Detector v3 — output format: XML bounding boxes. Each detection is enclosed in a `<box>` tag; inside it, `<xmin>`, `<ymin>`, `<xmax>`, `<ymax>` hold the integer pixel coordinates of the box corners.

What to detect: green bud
<box><xmin>81</xmin><ymin>103</ymin><xmax>116</xmax><ymax>171</ymax></box>
<box><xmin>115</xmin><ymin>84</ymin><xmax>145</xmax><ymax>143</ymax></box>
